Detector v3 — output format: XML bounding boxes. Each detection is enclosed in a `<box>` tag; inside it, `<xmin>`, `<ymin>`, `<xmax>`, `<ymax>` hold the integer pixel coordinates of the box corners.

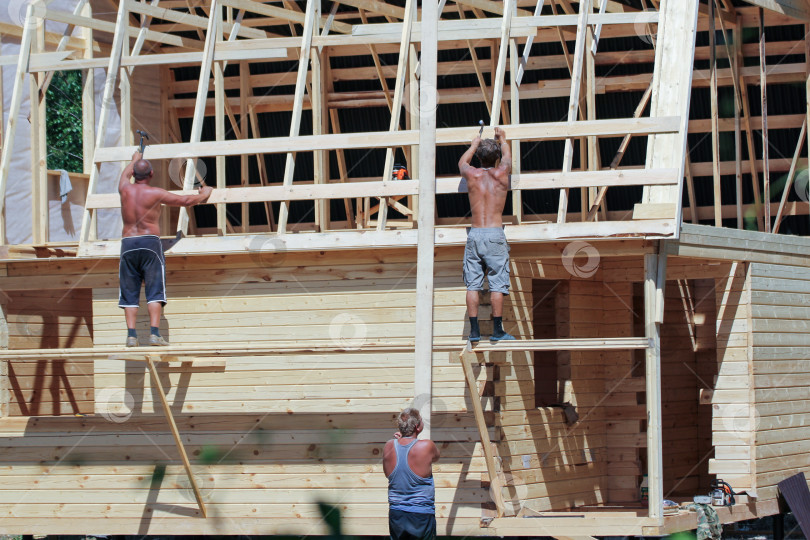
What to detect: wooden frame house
<box><xmin>0</xmin><ymin>0</ymin><xmax>809</xmax><ymax>536</ymax></box>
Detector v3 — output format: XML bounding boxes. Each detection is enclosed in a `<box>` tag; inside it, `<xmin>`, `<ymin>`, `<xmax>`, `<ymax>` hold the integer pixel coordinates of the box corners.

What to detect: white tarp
<box><xmin>1</xmin><ymin>0</ymin><xmax>123</xmax><ymax>244</ymax></box>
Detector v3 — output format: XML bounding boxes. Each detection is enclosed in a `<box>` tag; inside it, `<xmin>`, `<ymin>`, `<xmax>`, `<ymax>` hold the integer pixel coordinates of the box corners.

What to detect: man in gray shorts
<box><xmin>458</xmin><ymin>127</ymin><xmax>515</xmax><ymax>342</ymax></box>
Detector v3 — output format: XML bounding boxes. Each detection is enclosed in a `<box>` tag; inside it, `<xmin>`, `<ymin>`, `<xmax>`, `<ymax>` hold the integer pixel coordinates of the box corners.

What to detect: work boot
<box><xmin>149</xmin><ymin>334</ymin><xmax>170</xmax><ymax>346</ymax></box>
<box><xmin>490</xmin><ymin>331</ymin><xmax>516</xmax><ymax>342</ymax></box>
<box><xmin>125</xmin><ymin>336</ymin><xmax>138</xmax><ymax>347</ymax></box>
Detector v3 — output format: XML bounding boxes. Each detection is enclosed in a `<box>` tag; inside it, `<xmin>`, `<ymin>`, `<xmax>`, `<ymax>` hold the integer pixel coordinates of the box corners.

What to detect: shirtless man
<box><xmin>118</xmin><ymin>152</ymin><xmax>212</xmax><ymax>346</ymax></box>
<box><xmin>384</xmin><ymin>408</ymin><xmax>441</xmax><ymax>540</ymax></box>
<box><xmin>458</xmin><ymin>127</ymin><xmax>515</xmax><ymax>342</ymax></box>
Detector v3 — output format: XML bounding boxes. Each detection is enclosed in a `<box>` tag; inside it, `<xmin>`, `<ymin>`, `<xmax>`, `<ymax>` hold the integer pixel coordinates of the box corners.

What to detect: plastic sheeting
<box><xmin>1</xmin><ymin>0</ymin><xmax>123</xmax><ymax>244</ymax></box>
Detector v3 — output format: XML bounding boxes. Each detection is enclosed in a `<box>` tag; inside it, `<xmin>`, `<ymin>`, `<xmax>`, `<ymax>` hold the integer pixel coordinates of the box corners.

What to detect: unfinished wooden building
<box><xmin>0</xmin><ymin>0</ymin><xmax>809</xmax><ymax>536</ymax></box>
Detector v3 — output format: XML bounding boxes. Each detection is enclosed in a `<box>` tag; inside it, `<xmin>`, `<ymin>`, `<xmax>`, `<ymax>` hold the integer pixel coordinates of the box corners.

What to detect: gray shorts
<box><xmin>463</xmin><ymin>228</ymin><xmax>510</xmax><ymax>295</ymax></box>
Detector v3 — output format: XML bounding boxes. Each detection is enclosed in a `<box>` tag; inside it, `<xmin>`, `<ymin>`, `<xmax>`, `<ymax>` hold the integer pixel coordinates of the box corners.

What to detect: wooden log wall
<box><xmin>749</xmin><ymin>261</ymin><xmax>810</xmax><ymax>501</ymax></box>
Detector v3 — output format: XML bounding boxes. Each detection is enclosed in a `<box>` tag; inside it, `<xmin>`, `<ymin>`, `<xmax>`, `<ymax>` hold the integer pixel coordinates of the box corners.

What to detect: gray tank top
<box><xmin>387</xmin><ymin>439</ymin><xmax>435</xmax><ymax>513</ymax></box>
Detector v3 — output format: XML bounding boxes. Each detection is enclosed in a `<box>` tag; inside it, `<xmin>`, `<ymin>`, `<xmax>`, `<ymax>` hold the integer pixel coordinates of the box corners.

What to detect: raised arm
<box><xmin>494</xmin><ymin>127</ymin><xmax>511</xmax><ymax>175</ymax></box>
<box><xmin>118</xmin><ymin>151</ymin><xmax>141</xmax><ymax>192</ymax></box>
<box><xmin>159</xmin><ymin>185</ymin><xmax>213</xmax><ymax>207</ymax></box>
<box><xmin>459</xmin><ymin>136</ymin><xmax>481</xmax><ymax>178</ymax></box>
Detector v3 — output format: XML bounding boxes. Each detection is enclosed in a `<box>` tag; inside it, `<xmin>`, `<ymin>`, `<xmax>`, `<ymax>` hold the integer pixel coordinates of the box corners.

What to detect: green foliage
<box><xmin>45</xmin><ymin>70</ymin><xmax>83</xmax><ymax>172</ymax></box>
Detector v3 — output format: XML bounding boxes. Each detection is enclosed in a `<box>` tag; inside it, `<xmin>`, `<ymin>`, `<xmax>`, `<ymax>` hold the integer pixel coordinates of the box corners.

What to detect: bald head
<box><xmin>133</xmin><ymin>159</ymin><xmax>153</xmax><ymax>181</ymax></box>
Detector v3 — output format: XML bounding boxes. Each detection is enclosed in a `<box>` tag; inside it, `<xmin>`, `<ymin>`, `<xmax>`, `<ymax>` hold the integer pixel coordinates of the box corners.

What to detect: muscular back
<box><xmin>119</xmin><ymin>183</ymin><xmax>166</xmax><ymax>237</ymax></box>
<box><xmin>383</xmin><ymin>438</ymin><xmax>440</xmax><ymax>478</ymax></box>
<box><xmin>464</xmin><ymin>166</ymin><xmax>510</xmax><ymax>228</ymax></box>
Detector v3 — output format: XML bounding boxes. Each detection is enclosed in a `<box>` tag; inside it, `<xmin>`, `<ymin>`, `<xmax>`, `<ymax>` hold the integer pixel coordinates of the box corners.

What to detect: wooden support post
<box><xmin>710</xmin><ymin>0</ymin><xmax>722</xmax><ymax>227</ymax></box>
<box><xmin>78</xmin><ymin>1</ymin><xmax>129</xmax><ymax>245</ymax></box>
<box><xmin>377</xmin><ymin>0</ymin><xmax>415</xmax><ymax>231</ymax></box>
<box><xmin>759</xmin><ymin>8</ymin><xmax>770</xmax><ymax>232</ymax></box>
<box><xmin>643</xmin><ymin>0</ymin><xmax>699</xmax><ymax>233</ymax></box>
<box><xmin>461</xmin><ymin>349</ymin><xmax>506</xmax><ymax>517</ymax></box>
<box><xmin>585</xmin><ymin>24</ymin><xmax>599</xmax><ymax>222</ymax></box>
<box><xmin>30</xmin><ymin>17</ymin><xmax>47</xmax><ymax>244</ymax></box>
<box><xmin>407</xmin><ymin>43</ymin><xmax>420</xmax><ymax>225</ymax></box>
<box><xmin>489</xmin><ymin>0</ymin><xmax>513</xmax><ymax>125</ymax></box>
<box><xmin>177</xmin><ymin>0</ymin><xmax>220</xmax><ymax>236</ymax></box>
<box><xmin>81</xmin><ymin>2</ymin><xmax>95</xmax><ymax>176</ymax></box>
<box><xmin>684</xmin><ymin>153</ymin><xmax>699</xmax><ymax>224</ymax></box>
<box><xmin>737</xmin><ymin>15</ymin><xmax>764</xmax><ymax>232</ymax></box>
<box><xmin>414</xmin><ymin>0</ymin><xmax>437</xmax><ymax>438</ymax></box>
<box><xmin>510</xmin><ymin>37</ymin><xmax>522</xmax><ymax>224</ymax></box>
<box><xmin>214</xmin><ymin>18</ymin><xmax>226</xmax><ymax>235</ymax></box>
<box><xmin>456</xmin><ymin>4</ymin><xmax>491</xmax><ymax>114</ymax></box>
<box><xmin>556</xmin><ymin>0</ymin><xmax>592</xmax><ymax>223</ymax></box>
<box><xmin>239</xmin><ymin>62</ymin><xmax>249</xmax><ymax>233</ymax></box>
<box><xmin>277</xmin><ymin>0</ymin><xmax>316</xmax><ymax>233</ymax></box>
<box><xmin>644</xmin><ymin>250</ymin><xmax>664</xmax><ymax>521</ymax></box>
<box><xmin>146</xmin><ymin>356</ymin><xmax>207</xmax><ymax>517</ymax></box>
<box><xmin>313</xmin><ymin>1</ymin><xmax>329</xmax><ymax>232</ymax></box>
<box><xmin>734</xmin><ymin>20</ymin><xmax>743</xmax><ymax>230</ymax></box>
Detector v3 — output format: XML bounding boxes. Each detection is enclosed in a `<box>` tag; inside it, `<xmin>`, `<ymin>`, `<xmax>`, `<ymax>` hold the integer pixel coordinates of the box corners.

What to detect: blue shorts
<box><xmin>389</xmin><ymin>508</ymin><xmax>436</xmax><ymax>540</ymax></box>
<box><xmin>119</xmin><ymin>235</ymin><xmax>167</xmax><ymax>308</ymax></box>
<box><xmin>463</xmin><ymin>227</ymin><xmax>510</xmax><ymax>294</ymax></box>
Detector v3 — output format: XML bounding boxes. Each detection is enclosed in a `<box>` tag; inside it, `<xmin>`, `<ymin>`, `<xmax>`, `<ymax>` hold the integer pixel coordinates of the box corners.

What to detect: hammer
<box><xmin>136</xmin><ymin>130</ymin><xmax>149</xmax><ymax>155</ymax></box>
<box><xmin>478</xmin><ymin>120</ymin><xmax>485</xmax><ymax>137</ymax></box>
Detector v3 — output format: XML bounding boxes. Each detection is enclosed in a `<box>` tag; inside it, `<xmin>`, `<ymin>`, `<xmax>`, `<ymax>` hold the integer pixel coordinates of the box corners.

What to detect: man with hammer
<box><xmin>458</xmin><ymin>126</ymin><xmax>515</xmax><ymax>342</ymax></box>
<box><xmin>118</xmin><ymin>151</ymin><xmax>212</xmax><ymax>346</ymax></box>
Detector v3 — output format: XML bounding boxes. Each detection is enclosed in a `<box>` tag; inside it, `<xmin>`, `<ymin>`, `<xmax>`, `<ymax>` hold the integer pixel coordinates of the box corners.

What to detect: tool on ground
<box><xmin>392</xmin><ymin>164</ymin><xmax>409</xmax><ymax>180</ymax></box>
<box><xmin>478</xmin><ymin>120</ymin><xmax>485</xmax><ymax>137</ymax></box>
<box><xmin>710</xmin><ymin>479</ymin><xmax>736</xmax><ymax>506</ymax></box>
<box><xmin>136</xmin><ymin>130</ymin><xmax>149</xmax><ymax>155</ymax></box>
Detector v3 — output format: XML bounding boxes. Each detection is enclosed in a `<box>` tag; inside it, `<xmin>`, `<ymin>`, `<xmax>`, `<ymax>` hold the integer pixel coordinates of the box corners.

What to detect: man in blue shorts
<box><xmin>384</xmin><ymin>408</ymin><xmax>441</xmax><ymax>540</ymax></box>
<box><xmin>118</xmin><ymin>151</ymin><xmax>212</xmax><ymax>346</ymax></box>
<box><xmin>458</xmin><ymin>127</ymin><xmax>516</xmax><ymax>342</ymax></box>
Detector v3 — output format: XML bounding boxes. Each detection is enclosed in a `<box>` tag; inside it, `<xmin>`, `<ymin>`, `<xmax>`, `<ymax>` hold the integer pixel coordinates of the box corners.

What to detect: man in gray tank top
<box><xmin>383</xmin><ymin>408</ymin><xmax>441</xmax><ymax>539</ymax></box>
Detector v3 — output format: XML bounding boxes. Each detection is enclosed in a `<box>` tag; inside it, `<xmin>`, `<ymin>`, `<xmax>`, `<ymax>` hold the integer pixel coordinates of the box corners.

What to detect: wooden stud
<box><xmin>376</xmin><ymin>0</ymin><xmax>415</xmax><ymax>231</ymax></box>
<box><xmin>214</xmin><ymin>17</ymin><xmax>227</xmax><ymax>235</ymax></box>
<box><xmin>29</xmin><ymin>16</ymin><xmax>47</xmax><ymax>244</ymax></box>
<box><xmin>737</xmin><ymin>15</ymin><xmax>764</xmax><ymax>232</ymax></box>
<box><xmin>277</xmin><ymin>0</ymin><xmax>317</xmax><ymax>233</ymax></box>
<box><xmin>81</xmin><ymin>2</ymin><xmax>95</xmax><ymax>177</ymax></box>
<box><xmin>489</xmin><ymin>0</ymin><xmax>513</xmax><ymax>125</ymax></box>
<box><xmin>760</xmin><ymin>8</ymin><xmax>770</xmax><ymax>232</ymax></box>
<box><xmin>710</xmin><ymin>0</ymin><xmax>722</xmax><ymax>227</ymax></box>
<box><xmin>556</xmin><ymin>0</ymin><xmax>592</xmax><ymax>223</ymax></box>
<box><xmin>516</xmin><ymin>0</ymin><xmax>547</xmax><ymax>86</ymax></box>
<box><xmin>146</xmin><ymin>356</ymin><xmax>207</xmax><ymax>517</ymax></box>
<box><xmin>177</xmin><ymin>0</ymin><xmax>220</xmax><ymax>236</ymax></box>
<box><xmin>510</xmin><ymin>37</ymin><xmax>522</xmax><ymax>224</ymax></box>
<box><xmin>644</xmin><ymin>251</ymin><xmax>663</xmax><ymax>521</ymax></box>
<box><xmin>773</xmin><ymin>119</ymin><xmax>806</xmax><ymax>233</ymax></box>
<box><xmin>414</xmin><ymin>0</ymin><xmax>438</xmax><ymax>439</ymax></box>
<box><xmin>313</xmin><ymin>1</ymin><xmax>328</xmax><ymax>232</ymax></box>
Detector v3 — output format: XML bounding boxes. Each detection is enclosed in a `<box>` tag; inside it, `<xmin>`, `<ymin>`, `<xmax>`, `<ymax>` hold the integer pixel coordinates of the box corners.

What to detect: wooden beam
<box><xmin>556</xmin><ymin>0</ymin><xmax>592</xmax><ymax>223</ymax></box>
<box><xmin>515</xmin><ymin>0</ymin><xmax>546</xmax><ymax>86</ymax></box>
<box><xmin>334</xmin><ymin>0</ymin><xmax>406</xmax><ymax>20</ymax></box>
<box><xmin>414</xmin><ymin>0</ymin><xmax>438</xmax><ymax>439</ymax></box>
<box><xmin>738</xmin><ymin>15</ymin><xmax>764</xmax><ymax>231</ymax></box>
<box><xmin>710</xmin><ymin>0</ymin><xmax>723</xmax><ymax>227</ymax></box>
<box><xmin>741</xmin><ymin>0</ymin><xmax>810</xmax><ymax>22</ymax></box>
<box><xmin>461</xmin><ymin>349</ymin><xmax>506</xmax><ymax>517</ymax></box>
<box><xmin>77</xmin><ymin>0</ymin><xmax>129</xmax><ymax>246</ymax></box>
<box><xmin>177</xmin><ymin>0</ymin><xmax>220</xmax><ymax>235</ymax></box>
<box><xmin>760</xmin><ymin>8</ymin><xmax>771</xmax><ymax>232</ymax></box>
<box><xmin>489</xmin><ymin>0</ymin><xmax>514</xmax><ymax>125</ymax></box>
<box><xmin>30</xmin><ymin>17</ymin><xmax>47</xmax><ymax>244</ymax></box>
<box><xmin>94</xmin><ymin>117</ymin><xmax>682</xmax><ymax>163</ymax></box>
<box><xmin>643</xmin><ymin>0</ymin><xmax>700</xmax><ymax>236</ymax></box>
<box><xmin>312</xmin><ymin>1</ymin><xmax>329</xmax><ymax>232</ymax></box>
<box><xmin>0</xmin><ymin>6</ymin><xmax>36</xmax><ymax>244</ymax></box>
<box><xmin>277</xmin><ymin>0</ymin><xmax>317</xmax><ymax>233</ymax></box>
<box><xmin>220</xmin><ymin>0</ymin><xmax>351</xmax><ymax>33</ymax></box>
<box><xmin>644</xmin><ymin>250</ymin><xmax>664</xmax><ymax>522</ymax></box>
<box><xmin>146</xmin><ymin>356</ymin><xmax>207</xmax><ymax>517</ymax></box>
<box><xmin>126</xmin><ymin>0</ymin><xmax>267</xmax><ymax>40</ymax></box>
<box><xmin>377</xmin><ymin>0</ymin><xmax>415</xmax><ymax>231</ymax></box>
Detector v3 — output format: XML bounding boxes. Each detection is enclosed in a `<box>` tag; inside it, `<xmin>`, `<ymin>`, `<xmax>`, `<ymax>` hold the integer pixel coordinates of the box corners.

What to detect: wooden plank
<box><xmin>760</xmin><ymin>8</ymin><xmax>771</xmax><ymax>232</ymax></box>
<box><xmin>276</xmin><ymin>0</ymin><xmax>317</xmax><ymax>233</ymax></box>
<box><xmin>773</xmin><ymin>119</ymin><xmax>807</xmax><ymax>233</ymax></box>
<box><xmin>461</xmin><ymin>350</ymin><xmax>505</xmax><ymax>516</ymax></box>
<box><xmin>710</xmin><ymin>0</ymin><xmax>722</xmax><ymax>227</ymax></box>
<box><xmin>146</xmin><ymin>356</ymin><xmax>206</xmax><ymax>517</ymax></box>
<box><xmin>556</xmin><ymin>0</ymin><xmax>592</xmax><ymax>223</ymax></box>
<box><xmin>176</xmin><ymin>0</ymin><xmax>220</xmax><ymax>235</ymax></box>
<box><xmin>93</xmin><ymin>116</ymin><xmax>681</xmax><ymax>162</ymax></box>
<box><xmin>644</xmin><ymin>251</ymin><xmax>663</xmax><ymax>521</ymax></box>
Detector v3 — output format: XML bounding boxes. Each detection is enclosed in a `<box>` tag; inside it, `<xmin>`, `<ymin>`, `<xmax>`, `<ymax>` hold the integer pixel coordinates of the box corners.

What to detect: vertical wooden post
<box><xmin>407</xmin><ymin>44</ymin><xmax>420</xmax><ymax>224</ymax></box>
<box><xmin>556</xmin><ymin>0</ymin><xmax>592</xmax><ymax>223</ymax></box>
<box><xmin>177</xmin><ymin>0</ymin><xmax>220</xmax><ymax>236</ymax></box>
<box><xmin>377</xmin><ymin>0</ymin><xmax>415</xmax><ymax>231</ymax></box>
<box><xmin>585</xmin><ymin>23</ymin><xmax>598</xmax><ymax>222</ymax></box>
<box><xmin>81</xmin><ymin>2</ymin><xmax>95</xmax><ymax>177</ymax></box>
<box><xmin>759</xmin><ymin>8</ymin><xmax>770</xmax><ymax>232</ymax></box>
<box><xmin>312</xmin><ymin>1</ymin><xmax>328</xmax><ymax>232</ymax></box>
<box><xmin>710</xmin><ymin>0</ymin><xmax>722</xmax><ymax>227</ymax></box>
<box><xmin>30</xmin><ymin>17</ymin><xmax>47</xmax><ymax>244</ymax></box>
<box><xmin>79</xmin><ymin>0</ymin><xmax>129</xmax><ymax>245</ymax></box>
<box><xmin>509</xmin><ymin>36</ymin><xmax>522</xmax><ymax>224</ymax></box>
<box><xmin>489</xmin><ymin>0</ymin><xmax>513</xmax><ymax>125</ymax></box>
<box><xmin>644</xmin><ymin>250</ymin><xmax>664</xmax><ymax>521</ymax></box>
<box><xmin>277</xmin><ymin>0</ymin><xmax>317</xmax><ymax>233</ymax></box>
<box><xmin>214</xmin><ymin>9</ymin><xmax>226</xmax><ymax>235</ymax></box>
<box><xmin>414</xmin><ymin>0</ymin><xmax>438</xmax><ymax>439</ymax></box>
<box><xmin>239</xmin><ymin>61</ymin><xmax>249</xmax><ymax>233</ymax></box>
<box><xmin>737</xmin><ymin>15</ymin><xmax>764</xmax><ymax>232</ymax></box>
